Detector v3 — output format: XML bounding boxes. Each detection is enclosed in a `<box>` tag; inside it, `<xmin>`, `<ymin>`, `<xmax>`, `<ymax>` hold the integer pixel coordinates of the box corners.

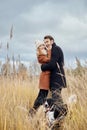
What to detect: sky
<box><xmin>0</xmin><ymin>0</ymin><xmax>87</xmax><ymax>67</ymax></box>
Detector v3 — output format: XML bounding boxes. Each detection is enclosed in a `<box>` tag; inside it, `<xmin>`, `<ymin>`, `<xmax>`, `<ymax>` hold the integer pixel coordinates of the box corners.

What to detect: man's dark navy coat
<box><xmin>41</xmin><ymin>43</ymin><xmax>66</xmax><ymax>91</ymax></box>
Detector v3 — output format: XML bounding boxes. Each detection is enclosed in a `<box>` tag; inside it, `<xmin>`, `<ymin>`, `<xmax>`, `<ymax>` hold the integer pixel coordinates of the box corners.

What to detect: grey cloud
<box><xmin>0</xmin><ymin>0</ymin><xmax>87</xmax><ymax>65</ymax></box>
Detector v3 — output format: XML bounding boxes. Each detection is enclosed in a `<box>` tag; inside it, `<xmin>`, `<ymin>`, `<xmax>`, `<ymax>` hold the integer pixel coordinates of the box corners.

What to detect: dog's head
<box><xmin>44</xmin><ymin>98</ymin><xmax>54</xmax><ymax>113</ymax></box>
<box><xmin>43</xmin><ymin>98</ymin><xmax>55</xmax><ymax>126</ymax></box>
<box><xmin>44</xmin><ymin>98</ymin><xmax>68</xmax><ymax>119</ymax></box>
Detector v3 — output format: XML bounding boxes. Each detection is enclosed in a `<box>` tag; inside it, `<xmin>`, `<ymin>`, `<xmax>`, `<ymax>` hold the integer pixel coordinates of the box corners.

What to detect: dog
<box><xmin>43</xmin><ymin>94</ymin><xmax>77</xmax><ymax>127</ymax></box>
<box><xmin>43</xmin><ymin>98</ymin><xmax>68</xmax><ymax>127</ymax></box>
<box><xmin>44</xmin><ymin>98</ymin><xmax>55</xmax><ymax>126</ymax></box>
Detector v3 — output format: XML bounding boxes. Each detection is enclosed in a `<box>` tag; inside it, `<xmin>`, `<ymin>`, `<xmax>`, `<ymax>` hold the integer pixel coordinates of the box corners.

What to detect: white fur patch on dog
<box><xmin>46</xmin><ymin>111</ymin><xmax>55</xmax><ymax>125</ymax></box>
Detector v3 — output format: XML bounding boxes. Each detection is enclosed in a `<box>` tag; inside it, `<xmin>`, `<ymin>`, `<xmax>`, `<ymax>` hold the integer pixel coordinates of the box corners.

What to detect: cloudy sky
<box><xmin>0</xmin><ymin>0</ymin><xmax>87</xmax><ymax>67</ymax></box>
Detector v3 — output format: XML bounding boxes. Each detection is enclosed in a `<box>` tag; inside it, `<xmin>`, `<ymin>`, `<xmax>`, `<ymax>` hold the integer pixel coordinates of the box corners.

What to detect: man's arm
<box><xmin>41</xmin><ymin>47</ymin><xmax>58</xmax><ymax>71</ymax></box>
<box><xmin>41</xmin><ymin>45</ymin><xmax>63</xmax><ymax>71</ymax></box>
<box><xmin>41</xmin><ymin>58</ymin><xmax>57</xmax><ymax>71</ymax></box>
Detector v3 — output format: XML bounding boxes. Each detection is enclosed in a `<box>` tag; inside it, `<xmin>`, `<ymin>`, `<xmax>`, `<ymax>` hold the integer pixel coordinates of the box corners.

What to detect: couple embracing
<box><xmin>29</xmin><ymin>35</ymin><xmax>67</xmax><ymax>122</ymax></box>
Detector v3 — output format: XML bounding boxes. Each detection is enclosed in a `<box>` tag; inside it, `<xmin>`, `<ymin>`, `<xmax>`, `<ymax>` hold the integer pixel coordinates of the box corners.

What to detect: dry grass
<box><xmin>62</xmin><ymin>69</ymin><xmax>87</xmax><ymax>130</ymax></box>
<box><xmin>0</xmin><ymin>67</ymin><xmax>87</xmax><ymax>130</ymax></box>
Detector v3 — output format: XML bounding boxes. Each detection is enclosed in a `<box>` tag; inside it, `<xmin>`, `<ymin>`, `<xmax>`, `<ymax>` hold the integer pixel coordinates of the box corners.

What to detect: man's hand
<box><xmin>45</xmin><ymin>44</ymin><xmax>52</xmax><ymax>50</ymax></box>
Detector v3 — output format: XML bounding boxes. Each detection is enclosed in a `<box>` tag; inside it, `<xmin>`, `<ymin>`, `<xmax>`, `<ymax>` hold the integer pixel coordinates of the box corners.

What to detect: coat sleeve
<box><xmin>41</xmin><ymin>58</ymin><xmax>57</xmax><ymax>71</ymax></box>
<box><xmin>41</xmin><ymin>47</ymin><xmax>59</xmax><ymax>71</ymax></box>
<box><xmin>41</xmin><ymin>46</ymin><xmax>63</xmax><ymax>71</ymax></box>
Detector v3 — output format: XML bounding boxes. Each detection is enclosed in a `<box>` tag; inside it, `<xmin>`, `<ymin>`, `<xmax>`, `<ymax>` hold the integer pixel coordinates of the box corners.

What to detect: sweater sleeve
<box><xmin>37</xmin><ymin>50</ymin><xmax>51</xmax><ymax>64</ymax></box>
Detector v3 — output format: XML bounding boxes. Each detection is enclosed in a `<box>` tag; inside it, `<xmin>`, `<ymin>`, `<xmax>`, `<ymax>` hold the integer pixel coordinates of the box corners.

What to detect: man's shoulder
<box><xmin>54</xmin><ymin>43</ymin><xmax>63</xmax><ymax>52</ymax></box>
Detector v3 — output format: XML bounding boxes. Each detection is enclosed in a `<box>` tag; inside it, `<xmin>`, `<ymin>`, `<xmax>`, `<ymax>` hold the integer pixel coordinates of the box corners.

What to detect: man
<box><xmin>41</xmin><ymin>35</ymin><xmax>67</xmax><ymax>117</ymax></box>
<box><xmin>41</xmin><ymin>35</ymin><xmax>68</xmax><ymax>130</ymax></box>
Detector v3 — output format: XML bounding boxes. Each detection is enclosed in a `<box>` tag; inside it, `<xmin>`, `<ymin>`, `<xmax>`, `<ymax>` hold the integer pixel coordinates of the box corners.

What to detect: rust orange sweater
<box><xmin>37</xmin><ymin>49</ymin><xmax>51</xmax><ymax>90</ymax></box>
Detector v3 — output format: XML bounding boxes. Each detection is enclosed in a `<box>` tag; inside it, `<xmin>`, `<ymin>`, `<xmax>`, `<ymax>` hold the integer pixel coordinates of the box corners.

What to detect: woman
<box><xmin>29</xmin><ymin>40</ymin><xmax>52</xmax><ymax>115</ymax></box>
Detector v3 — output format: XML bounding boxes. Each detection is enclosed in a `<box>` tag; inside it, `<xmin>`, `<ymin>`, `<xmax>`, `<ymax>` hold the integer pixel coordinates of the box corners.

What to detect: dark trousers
<box><xmin>51</xmin><ymin>88</ymin><xmax>63</xmax><ymax>106</ymax></box>
<box><xmin>33</xmin><ymin>89</ymin><xmax>48</xmax><ymax>110</ymax></box>
<box><xmin>33</xmin><ymin>88</ymin><xmax>67</xmax><ymax>115</ymax></box>
<box><xmin>51</xmin><ymin>88</ymin><xmax>68</xmax><ymax>119</ymax></box>
<box><xmin>33</xmin><ymin>88</ymin><xmax>63</xmax><ymax>110</ymax></box>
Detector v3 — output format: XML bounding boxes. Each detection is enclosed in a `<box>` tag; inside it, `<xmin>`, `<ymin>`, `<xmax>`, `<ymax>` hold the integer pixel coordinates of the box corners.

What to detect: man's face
<box><xmin>44</xmin><ymin>38</ymin><xmax>53</xmax><ymax>48</ymax></box>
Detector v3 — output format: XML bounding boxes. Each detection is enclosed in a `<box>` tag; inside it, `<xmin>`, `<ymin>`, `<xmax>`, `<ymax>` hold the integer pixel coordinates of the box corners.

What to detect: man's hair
<box><xmin>44</xmin><ymin>35</ymin><xmax>54</xmax><ymax>41</ymax></box>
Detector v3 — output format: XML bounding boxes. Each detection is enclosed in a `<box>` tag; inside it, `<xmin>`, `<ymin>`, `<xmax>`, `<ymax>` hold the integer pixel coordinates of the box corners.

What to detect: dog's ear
<box><xmin>46</xmin><ymin>98</ymin><xmax>54</xmax><ymax>107</ymax></box>
<box><xmin>54</xmin><ymin>109</ymin><xmax>60</xmax><ymax>119</ymax></box>
<box><xmin>44</xmin><ymin>98</ymin><xmax>47</xmax><ymax>103</ymax></box>
<box><xmin>54</xmin><ymin>104</ymin><xmax>68</xmax><ymax>119</ymax></box>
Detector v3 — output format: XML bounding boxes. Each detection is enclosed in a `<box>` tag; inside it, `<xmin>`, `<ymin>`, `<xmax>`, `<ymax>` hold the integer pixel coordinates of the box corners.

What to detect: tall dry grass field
<box><xmin>0</xmin><ymin>67</ymin><xmax>87</xmax><ymax>130</ymax></box>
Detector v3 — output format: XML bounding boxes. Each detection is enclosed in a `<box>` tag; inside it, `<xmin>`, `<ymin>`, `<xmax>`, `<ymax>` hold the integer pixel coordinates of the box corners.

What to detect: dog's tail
<box><xmin>67</xmin><ymin>94</ymin><xmax>77</xmax><ymax>105</ymax></box>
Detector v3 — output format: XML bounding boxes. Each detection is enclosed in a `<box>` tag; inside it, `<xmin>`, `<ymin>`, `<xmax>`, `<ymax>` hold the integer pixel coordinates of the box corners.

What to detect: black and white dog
<box><xmin>43</xmin><ymin>94</ymin><xmax>77</xmax><ymax>127</ymax></box>
<box><xmin>43</xmin><ymin>98</ymin><xmax>68</xmax><ymax>127</ymax></box>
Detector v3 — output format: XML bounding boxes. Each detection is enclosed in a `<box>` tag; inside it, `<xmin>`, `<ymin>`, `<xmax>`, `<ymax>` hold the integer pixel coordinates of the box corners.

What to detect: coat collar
<box><xmin>52</xmin><ymin>42</ymin><xmax>56</xmax><ymax>48</ymax></box>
